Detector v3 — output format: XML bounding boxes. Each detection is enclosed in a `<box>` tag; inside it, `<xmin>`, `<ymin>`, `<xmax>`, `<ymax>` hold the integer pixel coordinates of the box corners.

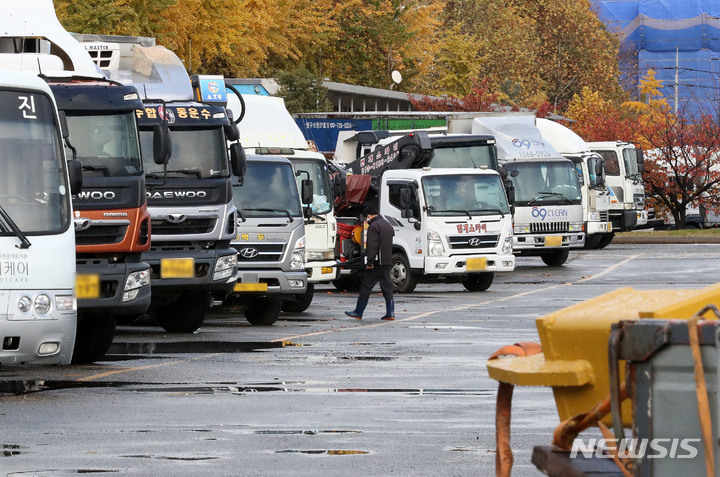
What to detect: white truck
<box><xmin>225</xmin><ymin>92</ymin><xmax>339</xmax><ymax>312</ymax></box>
<box><xmin>448</xmin><ymin>113</ymin><xmax>585</xmax><ymax>266</ymax></box>
<box><xmin>0</xmin><ymin>71</ymin><xmax>82</xmax><ymax>364</ymax></box>
<box><xmin>536</xmin><ymin>118</ymin><xmax>612</xmax><ymax>249</ymax></box>
<box><xmin>587</xmin><ymin>141</ymin><xmax>647</xmax><ymax>239</ymax></box>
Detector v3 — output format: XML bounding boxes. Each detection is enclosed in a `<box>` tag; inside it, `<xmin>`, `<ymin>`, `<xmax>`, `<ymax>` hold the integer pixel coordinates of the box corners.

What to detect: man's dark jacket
<box><xmin>366</xmin><ymin>215</ymin><xmax>394</xmax><ymax>266</ymax></box>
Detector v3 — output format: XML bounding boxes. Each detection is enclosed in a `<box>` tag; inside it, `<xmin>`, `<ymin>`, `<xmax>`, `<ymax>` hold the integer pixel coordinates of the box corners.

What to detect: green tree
<box><xmin>276</xmin><ymin>68</ymin><xmax>332</xmax><ymax>113</ymax></box>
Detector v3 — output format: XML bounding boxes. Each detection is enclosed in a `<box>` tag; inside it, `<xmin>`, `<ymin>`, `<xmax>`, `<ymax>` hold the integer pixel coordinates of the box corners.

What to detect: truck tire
<box><xmin>596</xmin><ymin>233</ymin><xmax>615</xmax><ymax>249</ymax></box>
<box><xmin>541</xmin><ymin>249</ymin><xmax>570</xmax><ymax>267</ymax></box>
<box><xmin>72</xmin><ymin>313</ymin><xmax>116</xmax><ymax>364</ymax></box>
<box><xmin>462</xmin><ymin>272</ymin><xmax>494</xmax><ymax>292</ymax></box>
<box><xmin>281</xmin><ymin>283</ymin><xmax>314</xmax><ymax>313</ymax></box>
<box><xmin>332</xmin><ymin>275</ymin><xmax>362</xmax><ymax>291</ymax></box>
<box><xmin>156</xmin><ymin>291</ymin><xmax>210</xmax><ymax>332</ymax></box>
<box><xmin>391</xmin><ymin>252</ymin><xmax>417</xmax><ymax>293</ymax></box>
<box><xmin>245</xmin><ymin>296</ymin><xmax>283</xmax><ymax>325</ymax></box>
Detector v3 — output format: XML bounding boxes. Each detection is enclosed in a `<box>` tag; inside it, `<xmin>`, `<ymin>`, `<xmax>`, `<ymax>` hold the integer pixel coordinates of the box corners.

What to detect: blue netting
<box><xmin>591</xmin><ymin>1</ymin><xmax>720</xmax><ymax>117</ymax></box>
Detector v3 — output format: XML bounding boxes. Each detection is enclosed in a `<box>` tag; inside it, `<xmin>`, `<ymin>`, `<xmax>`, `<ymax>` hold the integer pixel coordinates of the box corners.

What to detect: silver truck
<box><xmin>226</xmin><ymin>155</ymin><xmax>309</xmax><ymax>325</ymax></box>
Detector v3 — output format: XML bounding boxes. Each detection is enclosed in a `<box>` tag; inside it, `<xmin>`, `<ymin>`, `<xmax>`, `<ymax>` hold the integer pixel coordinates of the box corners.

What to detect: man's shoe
<box><xmin>345</xmin><ymin>310</ymin><xmax>363</xmax><ymax>320</ymax></box>
<box><xmin>380</xmin><ymin>299</ymin><xmax>394</xmax><ymax>320</ymax></box>
<box><xmin>345</xmin><ymin>300</ymin><xmax>367</xmax><ymax>320</ymax></box>
<box><xmin>380</xmin><ymin>314</ymin><xmax>395</xmax><ymax>321</ymax></box>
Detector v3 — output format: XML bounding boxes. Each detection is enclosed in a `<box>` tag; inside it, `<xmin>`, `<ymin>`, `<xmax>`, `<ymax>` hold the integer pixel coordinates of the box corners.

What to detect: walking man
<box><xmin>345</xmin><ymin>205</ymin><xmax>395</xmax><ymax>320</ymax></box>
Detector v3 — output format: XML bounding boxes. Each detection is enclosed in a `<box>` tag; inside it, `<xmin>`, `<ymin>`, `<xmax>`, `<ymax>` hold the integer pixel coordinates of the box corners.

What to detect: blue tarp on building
<box><xmin>592</xmin><ymin>0</ymin><xmax>720</xmax><ymax>117</ymax></box>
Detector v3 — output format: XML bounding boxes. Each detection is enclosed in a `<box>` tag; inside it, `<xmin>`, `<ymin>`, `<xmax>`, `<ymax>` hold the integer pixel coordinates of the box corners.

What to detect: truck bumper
<box><xmin>76</xmin><ymin>259</ymin><xmax>152</xmax><ymax>315</ymax></box>
<box><xmin>232</xmin><ymin>269</ymin><xmax>307</xmax><ymax>295</ymax></box>
<box><xmin>305</xmin><ymin>260</ymin><xmax>339</xmax><ymax>283</ymax></box>
<box><xmin>609</xmin><ymin>210</ymin><xmax>638</xmax><ymax>231</ymax></box>
<box><xmin>0</xmin><ymin>311</ymin><xmax>76</xmax><ymax>365</ymax></box>
<box><xmin>586</xmin><ymin>221</ymin><xmax>612</xmax><ymax>235</ymax></box>
<box><xmin>423</xmin><ymin>253</ymin><xmax>515</xmax><ymax>275</ymax></box>
<box><xmin>513</xmin><ymin>233</ymin><xmax>585</xmax><ymax>251</ymax></box>
<box><xmin>143</xmin><ymin>247</ymin><xmax>238</xmax><ymax>294</ymax></box>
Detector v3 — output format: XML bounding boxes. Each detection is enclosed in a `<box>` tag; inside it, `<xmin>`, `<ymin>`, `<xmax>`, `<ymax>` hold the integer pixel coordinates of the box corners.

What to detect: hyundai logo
<box><xmin>240</xmin><ymin>248</ymin><xmax>259</xmax><ymax>259</ymax></box>
<box><xmin>74</xmin><ymin>217</ymin><xmax>92</xmax><ymax>232</ymax></box>
<box><xmin>166</xmin><ymin>213</ymin><xmax>186</xmax><ymax>224</ymax></box>
<box><xmin>468</xmin><ymin>238</ymin><xmax>482</xmax><ymax>247</ymax></box>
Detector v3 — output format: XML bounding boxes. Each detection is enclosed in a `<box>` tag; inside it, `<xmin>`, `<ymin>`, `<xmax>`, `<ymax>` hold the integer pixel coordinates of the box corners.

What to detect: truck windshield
<box><xmin>0</xmin><ymin>91</ymin><xmax>71</xmax><ymax>234</ymax></box>
<box><xmin>140</xmin><ymin>127</ymin><xmax>229</xmax><ymax>179</ymax></box>
<box><xmin>292</xmin><ymin>158</ymin><xmax>332</xmax><ymax>214</ymax></box>
<box><xmin>622</xmin><ymin>148</ymin><xmax>639</xmax><ymax>177</ymax></box>
<box><xmin>430</xmin><ymin>145</ymin><xmax>497</xmax><ymax>170</ymax></box>
<box><xmin>422</xmin><ymin>174</ymin><xmax>510</xmax><ymax>216</ymax></box>
<box><xmin>506</xmin><ymin>161</ymin><xmax>582</xmax><ymax>205</ymax></box>
<box><xmin>233</xmin><ymin>162</ymin><xmax>302</xmax><ymax>218</ymax></box>
<box><xmin>65</xmin><ymin>112</ymin><xmax>142</xmax><ymax>177</ymax></box>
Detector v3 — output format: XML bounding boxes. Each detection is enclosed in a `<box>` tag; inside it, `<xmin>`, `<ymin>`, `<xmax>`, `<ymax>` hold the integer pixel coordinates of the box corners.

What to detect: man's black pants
<box><xmin>358</xmin><ymin>265</ymin><xmax>394</xmax><ymax>303</ymax></box>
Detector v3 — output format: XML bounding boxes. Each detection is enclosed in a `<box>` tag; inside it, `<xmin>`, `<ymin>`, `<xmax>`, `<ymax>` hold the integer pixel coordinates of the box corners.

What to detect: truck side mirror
<box><xmin>333</xmin><ymin>174</ymin><xmax>346</xmax><ymax>198</ymax></box>
<box><xmin>152</xmin><ymin>124</ymin><xmax>172</xmax><ymax>165</ymax></box>
<box><xmin>301</xmin><ymin>178</ymin><xmax>314</xmax><ymax>205</ymax></box>
<box><xmin>67</xmin><ymin>158</ymin><xmax>83</xmax><ymax>195</ymax></box>
<box><xmin>636</xmin><ymin>150</ymin><xmax>645</xmax><ymax>173</ymax></box>
<box><xmin>400</xmin><ymin>144</ymin><xmax>421</xmax><ymax>165</ymax></box>
<box><xmin>504</xmin><ymin>179</ymin><xmax>516</xmax><ymax>215</ymax></box>
<box><xmin>58</xmin><ymin>111</ymin><xmax>78</xmax><ymax>160</ymax></box>
<box><xmin>224</xmin><ymin>122</ymin><xmax>240</xmax><ymax>142</ymax></box>
<box><xmin>230</xmin><ymin>143</ymin><xmax>246</xmax><ymax>178</ymax></box>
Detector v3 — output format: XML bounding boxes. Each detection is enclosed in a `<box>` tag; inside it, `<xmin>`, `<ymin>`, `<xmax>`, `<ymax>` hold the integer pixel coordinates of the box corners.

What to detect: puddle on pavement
<box><xmin>106</xmin><ymin>340</ymin><xmax>287</xmax><ymax>355</ymax></box>
<box><xmin>0</xmin><ymin>379</ymin><xmax>494</xmax><ymax>397</ymax></box>
<box><xmin>276</xmin><ymin>450</ymin><xmax>368</xmax><ymax>455</ymax></box>
<box><xmin>123</xmin><ymin>455</ymin><xmax>218</xmax><ymax>461</ymax></box>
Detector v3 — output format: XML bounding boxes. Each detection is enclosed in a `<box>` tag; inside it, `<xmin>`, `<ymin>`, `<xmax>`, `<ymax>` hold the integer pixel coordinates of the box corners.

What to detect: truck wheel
<box><xmin>282</xmin><ymin>283</ymin><xmax>314</xmax><ymax>313</ymax></box>
<box><xmin>156</xmin><ymin>291</ymin><xmax>210</xmax><ymax>332</ymax></box>
<box><xmin>462</xmin><ymin>272</ymin><xmax>494</xmax><ymax>292</ymax></box>
<box><xmin>332</xmin><ymin>275</ymin><xmax>361</xmax><ymax>291</ymax></box>
<box><xmin>391</xmin><ymin>253</ymin><xmax>417</xmax><ymax>293</ymax></box>
<box><xmin>541</xmin><ymin>249</ymin><xmax>569</xmax><ymax>266</ymax></box>
<box><xmin>72</xmin><ymin>313</ymin><xmax>116</xmax><ymax>364</ymax></box>
<box><xmin>245</xmin><ymin>296</ymin><xmax>283</xmax><ymax>325</ymax></box>
<box><xmin>596</xmin><ymin>233</ymin><xmax>615</xmax><ymax>249</ymax></box>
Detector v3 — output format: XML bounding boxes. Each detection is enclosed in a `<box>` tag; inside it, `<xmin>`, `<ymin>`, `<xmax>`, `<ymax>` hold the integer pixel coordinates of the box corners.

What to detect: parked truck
<box><xmin>443</xmin><ymin>113</ymin><xmax>585</xmax><ymax>265</ymax></box>
<box><xmin>225</xmin><ymin>91</ymin><xmax>337</xmax><ymax>313</ymax></box>
<box><xmin>335</xmin><ymin>132</ymin><xmax>515</xmax><ymax>293</ymax></box>
<box><xmin>226</xmin><ymin>154</ymin><xmax>309</xmax><ymax>325</ymax></box>
<box><xmin>2</xmin><ymin>1</ymin><xmax>157</xmax><ymax>362</ymax></box>
<box><xmin>536</xmin><ymin>118</ymin><xmax>612</xmax><ymax>249</ymax></box>
<box><xmin>0</xmin><ymin>71</ymin><xmax>81</xmax><ymax>364</ymax></box>
<box><xmin>73</xmin><ymin>34</ymin><xmax>242</xmax><ymax>332</ymax></box>
<box><xmin>587</xmin><ymin>141</ymin><xmax>647</xmax><ymax>239</ymax></box>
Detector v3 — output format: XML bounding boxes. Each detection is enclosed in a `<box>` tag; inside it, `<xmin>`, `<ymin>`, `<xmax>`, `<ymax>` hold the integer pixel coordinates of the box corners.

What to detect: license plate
<box><xmin>76</xmin><ymin>274</ymin><xmax>100</xmax><ymax>299</ymax></box>
<box><xmin>545</xmin><ymin>236</ymin><xmax>562</xmax><ymax>247</ymax></box>
<box><xmin>466</xmin><ymin>257</ymin><xmax>487</xmax><ymax>271</ymax></box>
<box><xmin>234</xmin><ymin>283</ymin><xmax>268</xmax><ymax>292</ymax></box>
<box><xmin>161</xmin><ymin>258</ymin><xmax>195</xmax><ymax>278</ymax></box>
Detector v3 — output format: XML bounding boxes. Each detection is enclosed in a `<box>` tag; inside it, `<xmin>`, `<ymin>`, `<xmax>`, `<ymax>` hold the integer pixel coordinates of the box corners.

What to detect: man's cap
<box><xmin>362</xmin><ymin>205</ymin><xmax>378</xmax><ymax>216</ymax></box>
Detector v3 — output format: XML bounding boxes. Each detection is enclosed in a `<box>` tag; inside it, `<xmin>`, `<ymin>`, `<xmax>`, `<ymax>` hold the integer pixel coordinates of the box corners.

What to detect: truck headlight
<box><xmin>514</xmin><ymin>224</ymin><xmax>530</xmax><ymax>234</ymax></box>
<box><xmin>213</xmin><ymin>253</ymin><xmax>238</xmax><ymax>281</ymax></box>
<box><xmin>624</xmin><ymin>203</ymin><xmax>634</xmax><ymax>210</ymax></box>
<box><xmin>290</xmin><ymin>252</ymin><xmax>305</xmax><ymax>270</ymax></box>
<box><xmin>18</xmin><ymin>296</ymin><xmax>32</xmax><ymax>313</ymax></box>
<box><xmin>427</xmin><ymin>230</ymin><xmax>444</xmax><ymax>256</ymax></box>
<box><xmin>124</xmin><ymin>269</ymin><xmax>151</xmax><ymax>292</ymax></box>
<box><xmin>569</xmin><ymin>223</ymin><xmax>583</xmax><ymax>232</ymax></box>
<box><xmin>55</xmin><ymin>295</ymin><xmax>75</xmax><ymax>311</ymax></box>
<box><xmin>427</xmin><ymin>230</ymin><xmax>441</xmax><ymax>241</ymax></box>
<box><xmin>294</xmin><ymin>235</ymin><xmax>306</xmax><ymax>250</ymax></box>
<box><xmin>502</xmin><ymin>237</ymin><xmax>513</xmax><ymax>254</ymax></box>
<box><xmin>34</xmin><ymin>294</ymin><xmax>51</xmax><ymax>315</ymax></box>
<box><xmin>308</xmin><ymin>252</ymin><xmax>325</xmax><ymax>261</ymax></box>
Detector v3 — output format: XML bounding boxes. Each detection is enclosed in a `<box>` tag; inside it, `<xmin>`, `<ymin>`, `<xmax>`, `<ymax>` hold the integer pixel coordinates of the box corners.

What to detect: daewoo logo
<box><xmin>166</xmin><ymin>214</ymin><xmax>186</xmax><ymax>224</ymax></box>
<box><xmin>239</xmin><ymin>248</ymin><xmax>259</xmax><ymax>259</ymax></box>
<box><xmin>147</xmin><ymin>190</ymin><xmax>208</xmax><ymax>199</ymax></box>
<box><xmin>76</xmin><ymin>190</ymin><xmax>116</xmax><ymax>200</ymax></box>
<box><xmin>468</xmin><ymin>238</ymin><xmax>482</xmax><ymax>247</ymax></box>
<box><xmin>74</xmin><ymin>217</ymin><xmax>92</xmax><ymax>232</ymax></box>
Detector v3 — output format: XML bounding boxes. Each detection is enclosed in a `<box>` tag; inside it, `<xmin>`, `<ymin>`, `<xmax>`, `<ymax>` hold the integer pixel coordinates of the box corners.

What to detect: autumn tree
<box><xmin>276</xmin><ymin>67</ymin><xmax>332</xmax><ymax>113</ymax></box>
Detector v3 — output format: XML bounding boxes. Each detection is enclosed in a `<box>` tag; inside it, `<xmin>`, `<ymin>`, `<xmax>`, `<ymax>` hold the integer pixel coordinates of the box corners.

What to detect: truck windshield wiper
<box><xmin>165</xmin><ymin>169</ymin><xmax>203</xmax><ymax>179</ymax></box>
<box><xmin>82</xmin><ymin>164</ymin><xmax>111</xmax><ymax>177</ymax></box>
<box><xmin>0</xmin><ymin>203</ymin><xmax>31</xmax><ymax>249</ymax></box>
<box><xmin>243</xmin><ymin>208</ymin><xmax>295</xmax><ymax>223</ymax></box>
<box><xmin>529</xmin><ymin>191</ymin><xmax>574</xmax><ymax>205</ymax></box>
<box><xmin>431</xmin><ymin>209</ymin><xmax>473</xmax><ymax>219</ymax></box>
<box><xmin>470</xmin><ymin>208</ymin><xmax>505</xmax><ymax>218</ymax></box>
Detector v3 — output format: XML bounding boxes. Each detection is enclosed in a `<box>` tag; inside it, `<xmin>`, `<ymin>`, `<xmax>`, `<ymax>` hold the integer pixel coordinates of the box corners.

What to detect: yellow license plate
<box><xmin>161</xmin><ymin>258</ymin><xmax>195</xmax><ymax>278</ymax></box>
<box><xmin>545</xmin><ymin>236</ymin><xmax>562</xmax><ymax>247</ymax></box>
<box><xmin>466</xmin><ymin>257</ymin><xmax>487</xmax><ymax>271</ymax></box>
<box><xmin>234</xmin><ymin>283</ymin><xmax>268</xmax><ymax>292</ymax></box>
<box><xmin>321</xmin><ymin>267</ymin><xmax>334</xmax><ymax>275</ymax></box>
<box><xmin>76</xmin><ymin>274</ymin><xmax>100</xmax><ymax>299</ymax></box>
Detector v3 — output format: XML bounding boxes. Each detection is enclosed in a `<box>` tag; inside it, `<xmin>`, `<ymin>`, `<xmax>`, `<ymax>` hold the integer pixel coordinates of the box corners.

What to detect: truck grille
<box><xmin>233</xmin><ymin>242</ymin><xmax>287</xmax><ymax>262</ymax></box>
<box><xmin>448</xmin><ymin>234</ymin><xmax>499</xmax><ymax>249</ymax></box>
<box><xmin>531</xmin><ymin>222</ymin><xmax>569</xmax><ymax>233</ymax></box>
<box><xmin>599</xmin><ymin>211</ymin><xmax>609</xmax><ymax>221</ymax></box>
<box><xmin>151</xmin><ymin>218</ymin><xmax>217</xmax><ymax>235</ymax></box>
<box><xmin>76</xmin><ymin>224</ymin><xmax>128</xmax><ymax>246</ymax></box>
